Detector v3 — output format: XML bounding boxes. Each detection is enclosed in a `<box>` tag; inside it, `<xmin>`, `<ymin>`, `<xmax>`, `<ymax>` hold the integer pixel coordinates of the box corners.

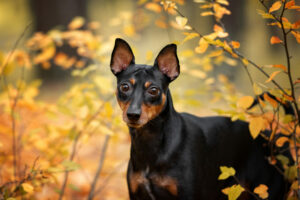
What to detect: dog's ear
<box><xmin>110</xmin><ymin>38</ymin><xmax>135</xmax><ymax>75</ymax></box>
<box><xmin>154</xmin><ymin>44</ymin><xmax>180</xmax><ymax>81</ymax></box>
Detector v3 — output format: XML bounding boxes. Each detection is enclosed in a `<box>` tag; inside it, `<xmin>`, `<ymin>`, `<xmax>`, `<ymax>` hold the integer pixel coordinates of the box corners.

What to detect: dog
<box><xmin>109</xmin><ymin>38</ymin><xmax>289</xmax><ymax>199</ymax></box>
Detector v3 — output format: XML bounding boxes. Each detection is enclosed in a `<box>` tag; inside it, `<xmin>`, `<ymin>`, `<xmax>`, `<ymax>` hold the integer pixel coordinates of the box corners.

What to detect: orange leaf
<box><xmin>254</xmin><ymin>184</ymin><xmax>269</xmax><ymax>199</ymax></box>
<box><xmin>155</xmin><ymin>19</ymin><xmax>167</xmax><ymax>29</ymax></box>
<box><xmin>273</xmin><ymin>64</ymin><xmax>287</xmax><ymax>72</ymax></box>
<box><xmin>283</xmin><ymin>94</ymin><xmax>294</xmax><ymax>101</ymax></box>
<box><xmin>213</xmin><ymin>4</ymin><xmax>231</xmax><ymax>20</ymax></box>
<box><xmin>291</xmin><ymin>31</ymin><xmax>300</xmax><ymax>43</ymax></box>
<box><xmin>292</xmin><ymin>20</ymin><xmax>300</xmax><ymax>29</ymax></box>
<box><xmin>269</xmin><ymin>1</ymin><xmax>282</xmax><ymax>13</ymax></box>
<box><xmin>145</xmin><ymin>2</ymin><xmax>162</xmax><ymax>13</ymax></box>
<box><xmin>276</xmin><ymin>137</ymin><xmax>289</xmax><ymax>147</ymax></box>
<box><xmin>68</xmin><ymin>16</ymin><xmax>85</xmax><ymax>30</ymax></box>
<box><xmin>195</xmin><ymin>38</ymin><xmax>209</xmax><ymax>54</ymax></box>
<box><xmin>213</xmin><ymin>25</ymin><xmax>228</xmax><ymax>38</ymax></box>
<box><xmin>285</xmin><ymin>0</ymin><xmax>295</xmax><ymax>9</ymax></box>
<box><xmin>270</xmin><ymin>36</ymin><xmax>282</xmax><ymax>44</ymax></box>
<box><xmin>263</xmin><ymin>93</ymin><xmax>278</xmax><ymax>108</ymax></box>
<box><xmin>231</xmin><ymin>41</ymin><xmax>240</xmax><ymax>48</ymax></box>
<box><xmin>265</xmin><ymin>71</ymin><xmax>281</xmax><ymax>83</ymax></box>
<box><xmin>237</xmin><ymin>96</ymin><xmax>254</xmax><ymax>109</ymax></box>
<box><xmin>294</xmin><ymin>78</ymin><xmax>300</xmax><ymax>85</ymax></box>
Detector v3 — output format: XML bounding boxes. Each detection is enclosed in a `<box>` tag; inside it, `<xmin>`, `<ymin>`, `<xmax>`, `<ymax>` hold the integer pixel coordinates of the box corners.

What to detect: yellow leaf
<box><xmin>175</xmin><ymin>16</ymin><xmax>188</xmax><ymax>28</ymax></box>
<box><xmin>276</xmin><ymin>137</ymin><xmax>289</xmax><ymax>147</ymax></box>
<box><xmin>33</xmin><ymin>46</ymin><xmax>56</xmax><ymax>64</ymax></box>
<box><xmin>273</xmin><ymin>64</ymin><xmax>287</xmax><ymax>72</ymax></box>
<box><xmin>145</xmin><ymin>2</ymin><xmax>162</xmax><ymax>13</ymax></box>
<box><xmin>200</xmin><ymin>3</ymin><xmax>213</xmax><ymax>9</ymax></box>
<box><xmin>188</xmin><ymin>69</ymin><xmax>207</xmax><ymax>79</ymax></box>
<box><xmin>195</xmin><ymin>38</ymin><xmax>209</xmax><ymax>54</ymax></box>
<box><xmin>22</xmin><ymin>183</ymin><xmax>34</xmax><ymax>194</ymax></box>
<box><xmin>242</xmin><ymin>58</ymin><xmax>249</xmax><ymax>66</ymax></box>
<box><xmin>254</xmin><ymin>184</ymin><xmax>269</xmax><ymax>199</ymax></box>
<box><xmin>218</xmin><ymin>166</ymin><xmax>236</xmax><ymax>180</ymax></box>
<box><xmin>216</xmin><ymin>0</ymin><xmax>229</xmax><ymax>6</ymax></box>
<box><xmin>237</xmin><ymin>96</ymin><xmax>254</xmax><ymax>109</ymax></box>
<box><xmin>104</xmin><ymin>102</ymin><xmax>113</xmax><ymax>118</ymax></box>
<box><xmin>201</xmin><ymin>11</ymin><xmax>214</xmax><ymax>16</ymax></box>
<box><xmin>68</xmin><ymin>16</ymin><xmax>85</xmax><ymax>30</ymax></box>
<box><xmin>161</xmin><ymin>1</ymin><xmax>177</xmax><ymax>13</ymax></box>
<box><xmin>123</xmin><ymin>25</ymin><xmax>136</xmax><ymax>37</ymax></box>
<box><xmin>269</xmin><ymin>1</ymin><xmax>282</xmax><ymax>13</ymax></box>
<box><xmin>265</xmin><ymin>71</ymin><xmax>281</xmax><ymax>83</ymax></box>
<box><xmin>249</xmin><ymin>117</ymin><xmax>265</xmax><ymax>139</ymax></box>
<box><xmin>180</xmin><ymin>50</ymin><xmax>194</xmax><ymax>57</ymax></box>
<box><xmin>208</xmin><ymin>49</ymin><xmax>223</xmax><ymax>57</ymax></box>
<box><xmin>270</xmin><ymin>36</ymin><xmax>283</xmax><ymax>44</ymax></box>
<box><xmin>257</xmin><ymin>9</ymin><xmax>275</xmax><ymax>19</ymax></box>
<box><xmin>222</xmin><ymin>184</ymin><xmax>245</xmax><ymax>200</ymax></box>
<box><xmin>182</xmin><ymin>32</ymin><xmax>199</xmax><ymax>43</ymax></box>
<box><xmin>146</xmin><ymin>51</ymin><xmax>153</xmax><ymax>62</ymax></box>
<box><xmin>253</xmin><ymin>83</ymin><xmax>263</xmax><ymax>95</ymax></box>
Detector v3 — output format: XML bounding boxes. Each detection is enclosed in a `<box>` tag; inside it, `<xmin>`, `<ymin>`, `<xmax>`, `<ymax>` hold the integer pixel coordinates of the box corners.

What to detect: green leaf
<box><xmin>68</xmin><ymin>184</ymin><xmax>80</xmax><ymax>191</ymax></box>
<box><xmin>276</xmin><ymin>155</ymin><xmax>290</xmax><ymax>166</ymax></box>
<box><xmin>218</xmin><ymin>166</ymin><xmax>236</xmax><ymax>180</ymax></box>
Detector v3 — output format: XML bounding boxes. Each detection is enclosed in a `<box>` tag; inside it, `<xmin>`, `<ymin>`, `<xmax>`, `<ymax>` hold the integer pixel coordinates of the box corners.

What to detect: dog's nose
<box><xmin>127</xmin><ymin>110</ymin><xmax>141</xmax><ymax>121</ymax></box>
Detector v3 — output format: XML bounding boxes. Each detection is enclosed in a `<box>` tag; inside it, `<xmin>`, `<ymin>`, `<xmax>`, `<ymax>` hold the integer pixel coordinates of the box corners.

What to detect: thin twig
<box><xmin>258</xmin><ymin>0</ymin><xmax>300</xmax><ymax>196</ymax></box>
<box><xmin>93</xmin><ymin>161</ymin><xmax>127</xmax><ymax>197</ymax></box>
<box><xmin>1</xmin><ymin>22</ymin><xmax>33</xmax><ymax>180</ymax></box>
<box><xmin>58</xmin><ymin>95</ymin><xmax>113</xmax><ymax>200</ymax></box>
<box><xmin>174</xmin><ymin>7</ymin><xmax>289</xmax><ymax>96</ymax></box>
<box><xmin>87</xmin><ymin>134</ymin><xmax>111</xmax><ymax>200</ymax></box>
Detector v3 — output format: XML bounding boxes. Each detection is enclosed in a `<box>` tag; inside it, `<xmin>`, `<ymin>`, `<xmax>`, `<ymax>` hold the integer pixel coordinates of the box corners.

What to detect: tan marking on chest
<box><xmin>129</xmin><ymin>171</ymin><xmax>148</xmax><ymax>193</ymax></box>
<box><xmin>129</xmin><ymin>170</ymin><xmax>178</xmax><ymax>196</ymax></box>
<box><xmin>150</xmin><ymin>174</ymin><xmax>178</xmax><ymax>196</ymax></box>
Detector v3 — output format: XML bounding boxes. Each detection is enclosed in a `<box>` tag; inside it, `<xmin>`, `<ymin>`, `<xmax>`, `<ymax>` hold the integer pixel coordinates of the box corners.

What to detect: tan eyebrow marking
<box><xmin>144</xmin><ymin>81</ymin><xmax>152</xmax><ymax>88</ymax></box>
<box><xmin>129</xmin><ymin>78</ymin><xmax>136</xmax><ymax>85</ymax></box>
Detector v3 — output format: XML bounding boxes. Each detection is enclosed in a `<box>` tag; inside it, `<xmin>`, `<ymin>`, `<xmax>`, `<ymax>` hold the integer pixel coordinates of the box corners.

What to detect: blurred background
<box><xmin>0</xmin><ymin>0</ymin><xmax>299</xmax><ymax>199</ymax></box>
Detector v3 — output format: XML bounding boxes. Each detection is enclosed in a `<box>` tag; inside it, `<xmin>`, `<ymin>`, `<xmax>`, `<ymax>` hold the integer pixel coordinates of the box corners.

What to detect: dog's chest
<box><xmin>129</xmin><ymin>167</ymin><xmax>178</xmax><ymax>199</ymax></box>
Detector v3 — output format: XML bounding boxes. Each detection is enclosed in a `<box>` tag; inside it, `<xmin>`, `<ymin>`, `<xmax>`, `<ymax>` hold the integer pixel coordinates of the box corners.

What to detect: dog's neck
<box><xmin>128</xmin><ymin>90</ymin><xmax>181</xmax><ymax>171</ymax></box>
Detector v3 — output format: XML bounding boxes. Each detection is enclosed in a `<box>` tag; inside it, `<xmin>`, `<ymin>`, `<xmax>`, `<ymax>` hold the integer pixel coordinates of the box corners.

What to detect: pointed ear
<box><xmin>154</xmin><ymin>44</ymin><xmax>180</xmax><ymax>81</ymax></box>
<box><xmin>110</xmin><ymin>38</ymin><xmax>135</xmax><ymax>75</ymax></box>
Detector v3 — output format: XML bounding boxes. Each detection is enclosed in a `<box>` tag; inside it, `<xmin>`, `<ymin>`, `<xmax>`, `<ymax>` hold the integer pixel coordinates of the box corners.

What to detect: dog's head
<box><xmin>110</xmin><ymin>38</ymin><xmax>180</xmax><ymax>128</ymax></box>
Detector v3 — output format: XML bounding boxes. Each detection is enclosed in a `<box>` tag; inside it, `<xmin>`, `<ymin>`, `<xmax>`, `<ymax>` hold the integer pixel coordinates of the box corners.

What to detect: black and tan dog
<box><xmin>110</xmin><ymin>38</ymin><xmax>288</xmax><ymax>200</ymax></box>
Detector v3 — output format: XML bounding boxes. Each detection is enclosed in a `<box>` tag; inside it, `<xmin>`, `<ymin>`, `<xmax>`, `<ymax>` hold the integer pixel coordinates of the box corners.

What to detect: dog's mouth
<box><xmin>127</xmin><ymin>122</ymin><xmax>143</xmax><ymax>128</ymax></box>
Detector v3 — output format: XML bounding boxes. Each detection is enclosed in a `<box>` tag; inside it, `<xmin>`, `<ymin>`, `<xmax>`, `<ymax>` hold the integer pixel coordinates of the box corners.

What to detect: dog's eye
<box><xmin>120</xmin><ymin>83</ymin><xmax>130</xmax><ymax>92</ymax></box>
<box><xmin>148</xmin><ymin>87</ymin><xmax>160</xmax><ymax>96</ymax></box>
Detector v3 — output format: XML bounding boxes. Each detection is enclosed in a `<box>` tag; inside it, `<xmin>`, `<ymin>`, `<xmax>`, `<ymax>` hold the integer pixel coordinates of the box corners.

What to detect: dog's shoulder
<box><xmin>179</xmin><ymin>113</ymin><xmax>251</xmax><ymax>146</ymax></box>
